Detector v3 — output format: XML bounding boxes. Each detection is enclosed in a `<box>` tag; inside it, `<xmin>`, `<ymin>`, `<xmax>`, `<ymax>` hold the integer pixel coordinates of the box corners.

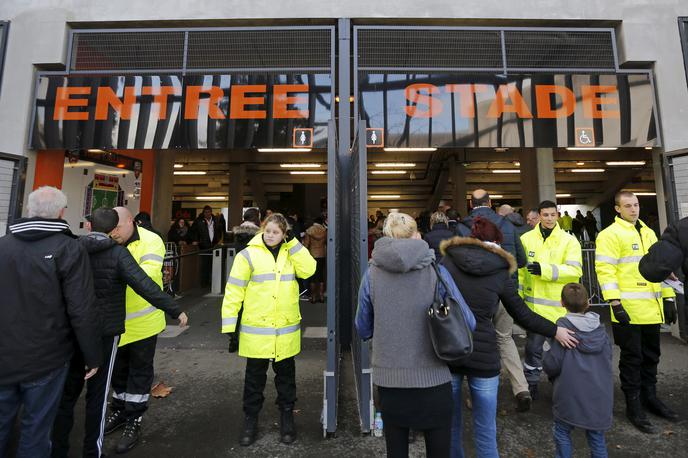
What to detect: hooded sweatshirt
<box><xmin>543</xmin><ymin>312</ymin><xmax>613</xmax><ymax>430</ymax></box>
<box><xmin>355</xmin><ymin>237</ymin><xmax>475</xmax><ymax>388</ymax></box>
<box><xmin>0</xmin><ymin>218</ymin><xmax>101</xmax><ymax>384</ymax></box>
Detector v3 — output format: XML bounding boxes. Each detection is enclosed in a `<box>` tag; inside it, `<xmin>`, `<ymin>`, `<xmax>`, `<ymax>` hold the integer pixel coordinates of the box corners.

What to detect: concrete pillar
<box><xmin>519</xmin><ymin>149</ymin><xmax>539</xmax><ymax>212</ymax></box>
<box><xmin>228</xmin><ymin>164</ymin><xmax>245</xmax><ymax>228</ymax></box>
<box><xmin>151</xmin><ymin>151</ymin><xmax>174</xmax><ymax>237</ymax></box>
<box><xmin>451</xmin><ymin>161</ymin><xmax>467</xmax><ymax>217</ymax></box>
<box><xmin>652</xmin><ymin>150</ymin><xmax>668</xmax><ymax>231</ymax></box>
<box><xmin>536</xmin><ymin>148</ymin><xmax>556</xmax><ymax>203</ymax></box>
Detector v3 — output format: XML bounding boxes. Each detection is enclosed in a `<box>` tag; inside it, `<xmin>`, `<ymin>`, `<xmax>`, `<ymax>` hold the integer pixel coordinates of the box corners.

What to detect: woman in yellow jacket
<box><xmin>221</xmin><ymin>213</ymin><xmax>316</xmax><ymax>447</ymax></box>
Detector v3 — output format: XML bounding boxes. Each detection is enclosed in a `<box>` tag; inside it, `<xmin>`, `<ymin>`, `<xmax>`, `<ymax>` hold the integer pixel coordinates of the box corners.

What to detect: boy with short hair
<box><xmin>543</xmin><ymin>283</ymin><xmax>613</xmax><ymax>458</ymax></box>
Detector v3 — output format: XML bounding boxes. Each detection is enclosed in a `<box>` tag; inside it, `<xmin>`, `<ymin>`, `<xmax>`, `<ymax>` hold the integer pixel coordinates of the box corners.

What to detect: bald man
<box><xmin>457</xmin><ymin>190</ymin><xmax>533</xmax><ymax>411</ymax></box>
<box><xmin>105</xmin><ymin>207</ymin><xmax>187</xmax><ymax>453</ymax></box>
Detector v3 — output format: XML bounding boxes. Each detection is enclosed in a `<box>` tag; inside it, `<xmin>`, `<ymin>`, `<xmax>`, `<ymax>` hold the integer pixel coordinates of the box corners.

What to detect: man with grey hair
<box><xmin>0</xmin><ymin>186</ymin><xmax>101</xmax><ymax>457</ymax></box>
<box><xmin>423</xmin><ymin>211</ymin><xmax>454</xmax><ymax>260</ymax></box>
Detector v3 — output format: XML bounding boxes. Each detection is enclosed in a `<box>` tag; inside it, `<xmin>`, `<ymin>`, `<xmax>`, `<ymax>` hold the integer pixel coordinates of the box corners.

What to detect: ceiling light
<box><xmin>571</xmin><ymin>168</ymin><xmax>605</xmax><ymax>173</ymax></box>
<box><xmin>280</xmin><ymin>163</ymin><xmax>321</xmax><ymax>168</ymax></box>
<box><xmin>174</xmin><ymin>171</ymin><xmax>207</xmax><ymax>175</ymax></box>
<box><xmin>635</xmin><ymin>192</ymin><xmax>657</xmax><ymax>196</ymax></box>
<box><xmin>490</xmin><ymin>195</ymin><xmax>504</xmax><ymax>198</ymax></box>
<box><xmin>371</xmin><ymin>170</ymin><xmax>407</xmax><ymax>175</ymax></box>
<box><xmin>576</xmin><ymin>162</ymin><xmax>585</xmax><ymax>166</ymax></box>
<box><xmin>174</xmin><ymin>164</ymin><xmax>184</xmax><ymax>168</ymax></box>
<box><xmin>513</xmin><ymin>161</ymin><xmax>520</xmax><ymax>166</ymax></box>
<box><xmin>94</xmin><ymin>169</ymin><xmax>129</xmax><ymax>175</ymax></box>
<box><xmin>644</xmin><ymin>146</ymin><xmax>653</xmax><ymax>150</ymax></box>
<box><xmin>495</xmin><ymin>147</ymin><xmax>508</xmax><ymax>153</ymax></box>
<box><xmin>370</xmin><ymin>195</ymin><xmax>400</xmax><ymax>199</ymax></box>
<box><xmin>257</xmin><ymin>148</ymin><xmax>312</xmax><ymax>153</ymax></box>
<box><xmin>605</xmin><ymin>161</ymin><xmax>646</xmax><ymax>166</ymax></box>
<box><xmin>195</xmin><ymin>196</ymin><xmax>227</xmax><ymax>200</ymax></box>
<box><xmin>492</xmin><ymin>169</ymin><xmax>521</xmax><ymax>174</ymax></box>
<box><xmin>375</xmin><ymin>163</ymin><xmax>416</xmax><ymax>168</ymax></box>
<box><xmin>289</xmin><ymin>171</ymin><xmax>325</xmax><ymax>175</ymax></box>
<box><xmin>556</xmin><ymin>193</ymin><xmax>572</xmax><ymax>198</ymax></box>
<box><xmin>87</xmin><ymin>149</ymin><xmax>105</xmax><ymax>153</ymax></box>
<box><xmin>565</xmin><ymin>147</ymin><xmax>618</xmax><ymax>151</ymax></box>
<box><xmin>383</xmin><ymin>147</ymin><xmax>437</xmax><ymax>152</ymax></box>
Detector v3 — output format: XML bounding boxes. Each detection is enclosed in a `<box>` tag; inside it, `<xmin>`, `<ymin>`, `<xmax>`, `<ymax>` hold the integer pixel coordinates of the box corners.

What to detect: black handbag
<box><xmin>427</xmin><ymin>263</ymin><xmax>473</xmax><ymax>363</ymax></box>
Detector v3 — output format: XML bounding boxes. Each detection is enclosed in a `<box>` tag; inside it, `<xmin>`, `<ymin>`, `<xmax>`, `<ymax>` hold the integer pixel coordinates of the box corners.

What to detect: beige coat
<box><xmin>304</xmin><ymin>223</ymin><xmax>327</xmax><ymax>258</ymax></box>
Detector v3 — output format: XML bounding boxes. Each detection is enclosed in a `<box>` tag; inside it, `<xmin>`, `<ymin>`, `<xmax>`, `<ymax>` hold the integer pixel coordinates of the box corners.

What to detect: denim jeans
<box><xmin>0</xmin><ymin>364</ymin><xmax>69</xmax><ymax>458</ymax></box>
<box><xmin>553</xmin><ymin>419</ymin><xmax>608</xmax><ymax>458</ymax></box>
<box><xmin>450</xmin><ymin>373</ymin><xmax>500</xmax><ymax>458</ymax></box>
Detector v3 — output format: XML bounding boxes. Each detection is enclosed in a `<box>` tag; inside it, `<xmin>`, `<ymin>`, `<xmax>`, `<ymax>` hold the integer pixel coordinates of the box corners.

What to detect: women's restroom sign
<box><xmin>293</xmin><ymin>128</ymin><xmax>313</xmax><ymax>148</ymax></box>
<box><xmin>366</xmin><ymin>128</ymin><xmax>384</xmax><ymax>148</ymax></box>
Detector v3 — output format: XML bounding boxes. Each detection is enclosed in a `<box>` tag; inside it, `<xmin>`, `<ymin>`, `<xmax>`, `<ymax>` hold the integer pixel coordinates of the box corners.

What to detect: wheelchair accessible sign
<box><xmin>575</xmin><ymin>128</ymin><xmax>595</xmax><ymax>147</ymax></box>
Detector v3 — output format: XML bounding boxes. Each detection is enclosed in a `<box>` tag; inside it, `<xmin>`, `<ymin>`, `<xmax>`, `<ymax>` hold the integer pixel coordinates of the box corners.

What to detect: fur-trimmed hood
<box><xmin>440</xmin><ymin>236</ymin><xmax>517</xmax><ymax>275</ymax></box>
<box><xmin>232</xmin><ymin>221</ymin><xmax>260</xmax><ymax>236</ymax></box>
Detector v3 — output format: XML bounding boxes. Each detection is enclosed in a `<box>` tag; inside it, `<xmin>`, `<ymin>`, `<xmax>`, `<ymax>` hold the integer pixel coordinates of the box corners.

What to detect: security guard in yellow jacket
<box><xmin>222</xmin><ymin>213</ymin><xmax>316</xmax><ymax>446</ymax></box>
<box><xmin>105</xmin><ymin>207</ymin><xmax>188</xmax><ymax>453</ymax></box>
<box><xmin>595</xmin><ymin>191</ymin><xmax>677</xmax><ymax>433</ymax></box>
<box><xmin>519</xmin><ymin>200</ymin><xmax>582</xmax><ymax>399</ymax></box>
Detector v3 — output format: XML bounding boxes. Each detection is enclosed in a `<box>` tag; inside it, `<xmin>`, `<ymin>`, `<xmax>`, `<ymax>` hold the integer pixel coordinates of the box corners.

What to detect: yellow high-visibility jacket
<box><xmin>221</xmin><ymin>233</ymin><xmax>316</xmax><ymax>361</ymax></box>
<box><xmin>121</xmin><ymin>226</ymin><xmax>166</xmax><ymax>346</ymax></box>
<box><xmin>519</xmin><ymin>223</ymin><xmax>583</xmax><ymax>323</ymax></box>
<box><xmin>595</xmin><ymin>217</ymin><xmax>675</xmax><ymax>324</ymax></box>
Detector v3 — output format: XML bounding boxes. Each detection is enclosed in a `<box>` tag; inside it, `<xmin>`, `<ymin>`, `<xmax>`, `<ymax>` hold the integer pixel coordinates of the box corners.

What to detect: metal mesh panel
<box><xmin>357</xmin><ymin>29</ymin><xmax>503</xmax><ymax>69</ymax></box>
<box><xmin>70</xmin><ymin>32</ymin><xmax>185</xmax><ymax>71</ymax></box>
<box><xmin>504</xmin><ymin>30</ymin><xmax>615</xmax><ymax>69</ymax></box>
<box><xmin>186</xmin><ymin>29</ymin><xmax>331</xmax><ymax>69</ymax></box>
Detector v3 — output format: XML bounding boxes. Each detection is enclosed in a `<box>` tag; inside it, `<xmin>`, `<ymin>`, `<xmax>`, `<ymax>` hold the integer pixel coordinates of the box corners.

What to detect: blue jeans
<box><xmin>450</xmin><ymin>373</ymin><xmax>500</xmax><ymax>458</ymax></box>
<box><xmin>553</xmin><ymin>419</ymin><xmax>607</xmax><ymax>458</ymax></box>
<box><xmin>0</xmin><ymin>364</ymin><xmax>69</xmax><ymax>458</ymax></box>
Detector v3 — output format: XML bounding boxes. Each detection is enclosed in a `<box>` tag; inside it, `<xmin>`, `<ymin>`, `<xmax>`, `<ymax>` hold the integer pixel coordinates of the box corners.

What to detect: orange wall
<box><xmin>119</xmin><ymin>150</ymin><xmax>156</xmax><ymax>214</ymax></box>
<box><xmin>33</xmin><ymin>150</ymin><xmax>66</xmax><ymax>189</ymax></box>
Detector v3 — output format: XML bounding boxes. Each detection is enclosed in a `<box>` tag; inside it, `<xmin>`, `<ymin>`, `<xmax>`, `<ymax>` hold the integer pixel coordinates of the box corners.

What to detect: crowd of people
<box><xmin>359</xmin><ymin>189</ymin><xmax>683</xmax><ymax>458</ymax></box>
<box><xmin>1</xmin><ymin>184</ymin><xmax>685</xmax><ymax>457</ymax></box>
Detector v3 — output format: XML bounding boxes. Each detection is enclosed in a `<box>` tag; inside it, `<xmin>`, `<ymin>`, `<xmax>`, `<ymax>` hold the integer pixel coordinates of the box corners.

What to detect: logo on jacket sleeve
<box><xmin>632</xmin><ymin>244</ymin><xmax>639</xmax><ymax>251</ymax></box>
<box><xmin>528</xmin><ymin>251</ymin><xmax>535</xmax><ymax>257</ymax></box>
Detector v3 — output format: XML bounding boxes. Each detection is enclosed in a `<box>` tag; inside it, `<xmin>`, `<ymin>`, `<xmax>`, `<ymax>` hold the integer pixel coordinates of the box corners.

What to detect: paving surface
<box><xmin>17</xmin><ymin>291</ymin><xmax>688</xmax><ymax>457</ymax></box>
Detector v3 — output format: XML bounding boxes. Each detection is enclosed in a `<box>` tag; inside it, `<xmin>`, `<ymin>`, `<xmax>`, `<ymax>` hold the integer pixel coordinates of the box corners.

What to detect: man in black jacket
<box><xmin>192</xmin><ymin>205</ymin><xmax>224</xmax><ymax>287</ymax></box>
<box><xmin>53</xmin><ymin>208</ymin><xmax>187</xmax><ymax>457</ymax></box>
<box><xmin>52</xmin><ymin>208</ymin><xmax>188</xmax><ymax>457</ymax></box>
<box><xmin>0</xmin><ymin>186</ymin><xmax>101</xmax><ymax>458</ymax></box>
<box><xmin>457</xmin><ymin>189</ymin><xmax>532</xmax><ymax>411</ymax></box>
<box><xmin>639</xmin><ymin>217</ymin><xmax>688</xmax><ymax>283</ymax></box>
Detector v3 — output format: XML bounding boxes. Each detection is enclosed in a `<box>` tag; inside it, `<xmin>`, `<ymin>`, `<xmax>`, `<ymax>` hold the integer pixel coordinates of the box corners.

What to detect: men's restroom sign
<box><xmin>366</xmin><ymin>128</ymin><xmax>384</xmax><ymax>148</ymax></box>
<box><xmin>575</xmin><ymin>128</ymin><xmax>595</xmax><ymax>147</ymax></box>
<box><xmin>293</xmin><ymin>128</ymin><xmax>313</xmax><ymax>148</ymax></box>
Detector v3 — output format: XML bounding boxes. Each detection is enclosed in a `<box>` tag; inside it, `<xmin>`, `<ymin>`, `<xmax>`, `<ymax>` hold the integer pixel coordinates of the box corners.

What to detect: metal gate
<box><xmin>0</xmin><ymin>153</ymin><xmax>27</xmax><ymax>236</ymax></box>
<box><xmin>350</xmin><ymin>118</ymin><xmax>373</xmax><ymax>433</ymax></box>
<box><xmin>666</xmin><ymin>152</ymin><xmax>688</xmax><ymax>222</ymax></box>
<box><xmin>323</xmin><ymin>119</ymin><xmax>340</xmax><ymax>436</ymax></box>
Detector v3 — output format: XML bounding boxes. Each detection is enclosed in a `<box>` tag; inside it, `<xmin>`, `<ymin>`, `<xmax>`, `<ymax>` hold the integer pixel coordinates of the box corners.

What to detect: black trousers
<box><xmin>612</xmin><ymin>323</ymin><xmax>661</xmax><ymax>393</ymax></box>
<box><xmin>110</xmin><ymin>335</ymin><xmax>158</xmax><ymax>420</ymax></box>
<box><xmin>243</xmin><ymin>357</ymin><xmax>296</xmax><ymax>416</ymax></box>
<box><xmin>384</xmin><ymin>423</ymin><xmax>451</xmax><ymax>458</ymax></box>
<box><xmin>52</xmin><ymin>335</ymin><xmax>119</xmax><ymax>458</ymax></box>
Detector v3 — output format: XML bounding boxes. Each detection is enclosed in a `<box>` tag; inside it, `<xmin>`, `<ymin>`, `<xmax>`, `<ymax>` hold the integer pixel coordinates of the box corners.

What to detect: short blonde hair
<box><xmin>430</xmin><ymin>211</ymin><xmax>448</xmax><ymax>226</ymax></box>
<box><xmin>383</xmin><ymin>212</ymin><xmax>417</xmax><ymax>239</ymax></box>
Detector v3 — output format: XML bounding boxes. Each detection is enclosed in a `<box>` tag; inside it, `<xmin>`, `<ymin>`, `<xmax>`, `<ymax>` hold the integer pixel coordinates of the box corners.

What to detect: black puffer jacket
<box><xmin>0</xmin><ymin>218</ymin><xmax>101</xmax><ymax>385</ymax></box>
<box><xmin>80</xmin><ymin>232</ymin><xmax>182</xmax><ymax>337</ymax></box>
<box><xmin>640</xmin><ymin>217</ymin><xmax>688</xmax><ymax>282</ymax></box>
<box><xmin>440</xmin><ymin>236</ymin><xmax>557</xmax><ymax>378</ymax></box>
<box><xmin>423</xmin><ymin>223</ymin><xmax>455</xmax><ymax>260</ymax></box>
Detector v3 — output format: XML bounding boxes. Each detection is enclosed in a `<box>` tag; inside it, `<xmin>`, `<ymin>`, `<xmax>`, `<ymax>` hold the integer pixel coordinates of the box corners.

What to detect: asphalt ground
<box><xmin>12</xmin><ymin>292</ymin><xmax>688</xmax><ymax>457</ymax></box>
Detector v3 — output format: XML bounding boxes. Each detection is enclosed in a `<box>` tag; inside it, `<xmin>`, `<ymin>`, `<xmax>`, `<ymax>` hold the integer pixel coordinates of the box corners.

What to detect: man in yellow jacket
<box><xmin>222</xmin><ymin>214</ymin><xmax>315</xmax><ymax>446</ymax></box>
<box><xmin>595</xmin><ymin>191</ymin><xmax>677</xmax><ymax>433</ymax></box>
<box><xmin>104</xmin><ymin>207</ymin><xmax>188</xmax><ymax>453</ymax></box>
<box><xmin>519</xmin><ymin>200</ymin><xmax>582</xmax><ymax>399</ymax></box>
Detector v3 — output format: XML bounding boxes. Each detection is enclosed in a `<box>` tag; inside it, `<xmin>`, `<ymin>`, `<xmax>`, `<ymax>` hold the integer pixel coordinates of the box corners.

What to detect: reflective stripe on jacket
<box><xmin>595</xmin><ymin>217</ymin><xmax>675</xmax><ymax>324</ymax></box>
<box><xmin>120</xmin><ymin>227</ymin><xmax>166</xmax><ymax>346</ymax></box>
<box><xmin>519</xmin><ymin>223</ymin><xmax>583</xmax><ymax>323</ymax></box>
<box><xmin>221</xmin><ymin>233</ymin><xmax>316</xmax><ymax>361</ymax></box>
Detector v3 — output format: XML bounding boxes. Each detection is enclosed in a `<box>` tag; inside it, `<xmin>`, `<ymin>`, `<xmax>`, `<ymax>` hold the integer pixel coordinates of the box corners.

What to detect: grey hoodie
<box><xmin>366</xmin><ymin>237</ymin><xmax>452</xmax><ymax>388</ymax></box>
<box><xmin>543</xmin><ymin>312</ymin><xmax>613</xmax><ymax>430</ymax></box>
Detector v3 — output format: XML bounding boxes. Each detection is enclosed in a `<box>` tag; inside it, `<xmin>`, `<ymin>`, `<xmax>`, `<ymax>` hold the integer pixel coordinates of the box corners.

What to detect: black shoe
<box><xmin>239</xmin><ymin>415</ymin><xmax>258</xmax><ymax>447</ymax></box>
<box><xmin>115</xmin><ymin>417</ymin><xmax>141</xmax><ymax>454</ymax></box>
<box><xmin>625</xmin><ymin>392</ymin><xmax>659</xmax><ymax>434</ymax></box>
<box><xmin>528</xmin><ymin>383</ymin><xmax>539</xmax><ymax>401</ymax></box>
<box><xmin>516</xmin><ymin>391</ymin><xmax>532</xmax><ymax>412</ymax></box>
<box><xmin>280</xmin><ymin>408</ymin><xmax>296</xmax><ymax>444</ymax></box>
<box><xmin>104</xmin><ymin>410</ymin><xmax>126</xmax><ymax>436</ymax></box>
<box><xmin>641</xmin><ymin>387</ymin><xmax>680</xmax><ymax>422</ymax></box>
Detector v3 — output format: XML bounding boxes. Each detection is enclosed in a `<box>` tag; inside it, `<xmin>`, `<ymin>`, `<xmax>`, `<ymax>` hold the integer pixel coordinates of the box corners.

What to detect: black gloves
<box><xmin>610</xmin><ymin>301</ymin><xmax>631</xmax><ymax>325</ymax></box>
<box><xmin>663</xmin><ymin>299</ymin><xmax>677</xmax><ymax>325</ymax></box>
<box><xmin>228</xmin><ymin>332</ymin><xmax>239</xmax><ymax>353</ymax></box>
<box><xmin>526</xmin><ymin>262</ymin><xmax>542</xmax><ymax>276</ymax></box>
